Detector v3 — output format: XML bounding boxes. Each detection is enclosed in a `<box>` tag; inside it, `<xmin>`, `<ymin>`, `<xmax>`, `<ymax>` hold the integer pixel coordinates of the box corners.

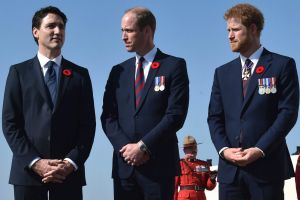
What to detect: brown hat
<box><xmin>183</xmin><ymin>135</ymin><xmax>200</xmax><ymax>148</ymax></box>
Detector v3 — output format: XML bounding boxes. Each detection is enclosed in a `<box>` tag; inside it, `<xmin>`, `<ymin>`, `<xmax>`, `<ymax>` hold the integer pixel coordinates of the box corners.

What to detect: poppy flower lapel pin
<box><xmin>256</xmin><ymin>66</ymin><xmax>265</xmax><ymax>74</ymax></box>
<box><xmin>62</xmin><ymin>69</ymin><xmax>72</xmax><ymax>77</ymax></box>
<box><xmin>151</xmin><ymin>62</ymin><xmax>160</xmax><ymax>69</ymax></box>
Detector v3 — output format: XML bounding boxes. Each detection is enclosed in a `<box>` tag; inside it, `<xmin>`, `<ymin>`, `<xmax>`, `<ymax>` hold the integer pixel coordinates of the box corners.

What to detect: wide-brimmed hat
<box><xmin>183</xmin><ymin>135</ymin><xmax>201</xmax><ymax>148</ymax></box>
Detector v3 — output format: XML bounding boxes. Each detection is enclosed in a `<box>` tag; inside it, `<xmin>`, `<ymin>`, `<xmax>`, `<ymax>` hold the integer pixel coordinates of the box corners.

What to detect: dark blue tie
<box><xmin>45</xmin><ymin>61</ymin><xmax>57</xmax><ymax>107</ymax></box>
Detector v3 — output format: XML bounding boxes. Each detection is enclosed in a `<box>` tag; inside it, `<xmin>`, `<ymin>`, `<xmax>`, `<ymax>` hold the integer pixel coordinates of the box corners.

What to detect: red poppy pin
<box><xmin>63</xmin><ymin>69</ymin><xmax>72</xmax><ymax>76</ymax></box>
<box><xmin>256</xmin><ymin>66</ymin><xmax>265</xmax><ymax>74</ymax></box>
<box><xmin>151</xmin><ymin>62</ymin><xmax>160</xmax><ymax>69</ymax></box>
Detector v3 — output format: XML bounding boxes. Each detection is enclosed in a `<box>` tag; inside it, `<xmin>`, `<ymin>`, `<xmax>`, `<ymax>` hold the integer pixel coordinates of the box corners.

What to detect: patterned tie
<box><xmin>242</xmin><ymin>59</ymin><xmax>253</xmax><ymax>97</ymax></box>
<box><xmin>135</xmin><ymin>57</ymin><xmax>145</xmax><ymax>108</ymax></box>
<box><xmin>45</xmin><ymin>61</ymin><xmax>57</xmax><ymax>107</ymax></box>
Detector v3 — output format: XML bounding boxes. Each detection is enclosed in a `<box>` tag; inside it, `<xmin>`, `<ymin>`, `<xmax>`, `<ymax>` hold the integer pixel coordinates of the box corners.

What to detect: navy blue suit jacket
<box><xmin>208</xmin><ymin>49</ymin><xmax>299</xmax><ymax>183</ymax></box>
<box><xmin>2</xmin><ymin>56</ymin><xmax>96</xmax><ymax>186</ymax></box>
<box><xmin>101</xmin><ymin>49</ymin><xmax>189</xmax><ymax>179</ymax></box>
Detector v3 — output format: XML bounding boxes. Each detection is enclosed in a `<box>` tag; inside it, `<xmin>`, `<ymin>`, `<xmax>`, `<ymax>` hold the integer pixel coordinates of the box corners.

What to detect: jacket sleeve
<box><xmin>101</xmin><ymin>66</ymin><xmax>132</xmax><ymax>151</ymax></box>
<box><xmin>207</xmin><ymin>68</ymin><xmax>231</xmax><ymax>152</ymax></box>
<box><xmin>65</xmin><ymin>69</ymin><xmax>96</xmax><ymax>167</ymax></box>
<box><xmin>2</xmin><ymin>66</ymin><xmax>40</xmax><ymax>168</ymax></box>
<box><xmin>174</xmin><ymin>175</ymin><xmax>180</xmax><ymax>200</ymax></box>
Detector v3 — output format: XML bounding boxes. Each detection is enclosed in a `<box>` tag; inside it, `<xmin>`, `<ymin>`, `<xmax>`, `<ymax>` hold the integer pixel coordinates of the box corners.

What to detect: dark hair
<box><xmin>125</xmin><ymin>7</ymin><xmax>156</xmax><ymax>34</ymax></box>
<box><xmin>32</xmin><ymin>6</ymin><xmax>67</xmax><ymax>43</ymax></box>
<box><xmin>224</xmin><ymin>3</ymin><xmax>264</xmax><ymax>35</ymax></box>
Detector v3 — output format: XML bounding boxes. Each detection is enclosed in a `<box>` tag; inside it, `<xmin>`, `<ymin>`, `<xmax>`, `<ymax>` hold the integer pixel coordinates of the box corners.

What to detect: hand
<box><xmin>120</xmin><ymin>143</ymin><xmax>149</xmax><ymax>166</ymax></box>
<box><xmin>184</xmin><ymin>153</ymin><xmax>196</xmax><ymax>160</ymax></box>
<box><xmin>32</xmin><ymin>159</ymin><xmax>63</xmax><ymax>178</ymax></box>
<box><xmin>42</xmin><ymin>160</ymin><xmax>75</xmax><ymax>183</ymax></box>
<box><xmin>210</xmin><ymin>170</ymin><xmax>218</xmax><ymax>181</ymax></box>
<box><xmin>233</xmin><ymin>147</ymin><xmax>263</xmax><ymax>166</ymax></box>
<box><xmin>223</xmin><ymin>148</ymin><xmax>246</xmax><ymax>164</ymax></box>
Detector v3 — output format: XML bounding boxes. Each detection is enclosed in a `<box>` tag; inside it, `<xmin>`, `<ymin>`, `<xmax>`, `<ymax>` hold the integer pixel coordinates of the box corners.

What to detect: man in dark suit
<box><xmin>2</xmin><ymin>6</ymin><xmax>95</xmax><ymax>200</ymax></box>
<box><xmin>207</xmin><ymin>3</ymin><xmax>299</xmax><ymax>200</ymax></box>
<box><xmin>101</xmin><ymin>7</ymin><xmax>189</xmax><ymax>200</ymax></box>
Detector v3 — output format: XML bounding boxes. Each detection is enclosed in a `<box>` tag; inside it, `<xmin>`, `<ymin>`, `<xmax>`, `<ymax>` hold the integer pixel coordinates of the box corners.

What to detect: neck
<box><xmin>137</xmin><ymin>43</ymin><xmax>154</xmax><ymax>57</ymax></box>
<box><xmin>241</xmin><ymin>40</ymin><xmax>260</xmax><ymax>58</ymax></box>
<box><xmin>39</xmin><ymin>48</ymin><xmax>61</xmax><ymax>59</ymax></box>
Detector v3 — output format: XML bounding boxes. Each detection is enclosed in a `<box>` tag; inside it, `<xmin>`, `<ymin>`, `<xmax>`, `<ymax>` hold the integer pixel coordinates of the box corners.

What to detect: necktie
<box><xmin>242</xmin><ymin>59</ymin><xmax>253</xmax><ymax>97</ymax></box>
<box><xmin>45</xmin><ymin>61</ymin><xmax>57</xmax><ymax>107</ymax></box>
<box><xmin>135</xmin><ymin>57</ymin><xmax>145</xmax><ymax>108</ymax></box>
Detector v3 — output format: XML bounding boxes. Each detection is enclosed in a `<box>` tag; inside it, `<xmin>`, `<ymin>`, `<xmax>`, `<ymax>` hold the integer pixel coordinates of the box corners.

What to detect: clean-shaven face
<box><xmin>33</xmin><ymin>13</ymin><xmax>65</xmax><ymax>52</ymax></box>
<box><xmin>121</xmin><ymin>12</ymin><xmax>146</xmax><ymax>53</ymax></box>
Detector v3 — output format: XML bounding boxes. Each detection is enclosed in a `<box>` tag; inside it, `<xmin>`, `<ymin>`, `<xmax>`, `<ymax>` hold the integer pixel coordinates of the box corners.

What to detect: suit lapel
<box><xmin>135</xmin><ymin>50</ymin><xmax>162</xmax><ymax>114</ymax></box>
<box><xmin>53</xmin><ymin>58</ymin><xmax>71</xmax><ymax>112</ymax></box>
<box><xmin>241</xmin><ymin>49</ymin><xmax>272</xmax><ymax>112</ymax></box>
<box><xmin>32</xmin><ymin>56</ymin><xmax>54</xmax><ymax>109</ymax></box>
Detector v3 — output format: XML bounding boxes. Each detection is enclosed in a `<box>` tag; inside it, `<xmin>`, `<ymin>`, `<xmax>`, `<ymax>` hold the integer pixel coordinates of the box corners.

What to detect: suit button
<box><xmin>47</xmin><ymin>136</ymin><xmax>50</xmax><ymax>141</ymax></box>
<box><xmin>235</xmin><ymin>135</ymin><xmax>239</xmax><ymax>140</ymax></box>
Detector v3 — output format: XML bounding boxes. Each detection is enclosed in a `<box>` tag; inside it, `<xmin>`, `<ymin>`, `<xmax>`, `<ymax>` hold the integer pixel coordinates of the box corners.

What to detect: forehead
<box><xmin>41</xmin><ymin>13</ymin><xmax>64</xmax><ymax>25</ymax></box>
<box><xmin>121</xmin><ymin>12</ymin><xmax>138</xmax><ymax>27</ymax></box>
<box><xmin>227</xmin><ymin>17</ymin><xmax>243</xmax><ymax>27</ymax></box>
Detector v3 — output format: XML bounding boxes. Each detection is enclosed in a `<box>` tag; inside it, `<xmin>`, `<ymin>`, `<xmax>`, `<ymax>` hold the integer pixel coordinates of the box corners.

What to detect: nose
<box><xmin>122</xmin><ymin>31</ymin><xmax>127</xmax><ymax>40</ymax></box>
<box><xmin>228</xmin><ymin>30</ymin><xmax>234</xmax><ymax>40</ymax></box>
<box><xmin>54</xmin><ymin>25</ymin><xmax>64</xmax><ymax>34</ymax></box>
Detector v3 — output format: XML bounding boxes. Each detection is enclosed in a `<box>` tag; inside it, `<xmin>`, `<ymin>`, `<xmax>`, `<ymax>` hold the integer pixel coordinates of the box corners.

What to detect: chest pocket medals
<box><xmin>258</xmin><ymin>77</ymin><xmax>277</xmax><ymax>95</ymax></box>
<box><xmin>154</xmin><ymin>76</ymin><xmax>165</xmax><ymax>92</ymax></box>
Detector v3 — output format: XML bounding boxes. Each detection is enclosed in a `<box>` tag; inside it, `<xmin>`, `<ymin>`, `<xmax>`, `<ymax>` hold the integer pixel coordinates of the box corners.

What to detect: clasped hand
<box><xmin>223</xmin><ymin>147</ymin><xmax>263</xmax><ymax>167</ymax></box>
<box><xmin>32</xmin><ymin>159</ymin><xmax>74</xmax><ymax>184</ymax></box>
<box><xmin>120</xmin><ymin>143</ymin><xmax>149</xmax><ymax>166</ymax></box>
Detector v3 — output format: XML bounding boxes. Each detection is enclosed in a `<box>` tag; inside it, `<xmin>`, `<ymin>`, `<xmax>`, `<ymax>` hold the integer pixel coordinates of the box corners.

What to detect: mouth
<box><xmin>51</xmin><ymin>38</ymin><xmax>62</xmax><ymax>42</ymax></box>
<box><xmin>124</xmin><ymin>43</ymin><xmax>131</xmax><ymax>47</ymax></box>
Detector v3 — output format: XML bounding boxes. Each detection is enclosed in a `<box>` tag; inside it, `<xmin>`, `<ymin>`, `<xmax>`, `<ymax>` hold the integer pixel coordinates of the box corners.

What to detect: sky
<box><xmin>1</xmin><ymin>0</ymin><xmax>300</xmax><ymax>199</ymax></box>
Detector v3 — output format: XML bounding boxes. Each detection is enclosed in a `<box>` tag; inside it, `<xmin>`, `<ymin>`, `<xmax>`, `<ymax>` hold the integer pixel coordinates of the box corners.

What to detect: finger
<box><xmin>42</xmin><ymin>176</ymin><xmax>64</xmax><ymax>183</ymax></box>
<box><xmin>120</xmin><ymin>145</ymin><xmax>128</xmax><ymax>153</ymax></box>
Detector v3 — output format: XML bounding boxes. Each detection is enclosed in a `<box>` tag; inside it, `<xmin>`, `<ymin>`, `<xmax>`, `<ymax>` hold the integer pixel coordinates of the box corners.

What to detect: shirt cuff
<box><xmin>139</xmin><ymin>140</ymin><xmax>151</xmax><ymax>155</ymax></box>
<box><xmin>219</xmin><ymin>147</ymin><xmax>229</xmax><ymax>158</ymax></box>
<box><xmin>254</xmin><ymin>147</ymin><xmax>265</xmax><ymax>157</ymax></box>
<box><xmin>28</xmin><ymin>157</ymin><xmax>41</xmax><ymax>168</ymax></box>
<box><xmin>64</xmin><ymin>158</ymin><xmax>78</xmax><ymax>171</ymax></box>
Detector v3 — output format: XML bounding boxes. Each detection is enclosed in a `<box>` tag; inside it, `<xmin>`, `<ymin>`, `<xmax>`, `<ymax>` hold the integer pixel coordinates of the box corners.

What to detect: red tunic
<box><xmin>296</xmin><ymin>154</ymin><xmax>300</xmax><ymax>199</ymax></box>
<box><xmin>174</xmin><ymin>159</ymin><xmax>216</xmax><ymax>200</ymax></box>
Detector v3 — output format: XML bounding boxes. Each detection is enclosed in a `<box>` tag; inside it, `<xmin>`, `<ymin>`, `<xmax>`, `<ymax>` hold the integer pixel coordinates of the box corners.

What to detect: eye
<box><xmin>47</xmin><ymin>24</ymin><xmax>56</xmax><ymax>29</ymax></box>
<box><xmin>121</xmin><ymin>28</ymin><xmax>134</xmax><ymax>33</ymax></box>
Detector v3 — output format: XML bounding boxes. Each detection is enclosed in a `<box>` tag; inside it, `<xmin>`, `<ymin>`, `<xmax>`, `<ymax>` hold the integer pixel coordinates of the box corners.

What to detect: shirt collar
<box><xmin>240</xmin><ymin>45</ymin><xmax>264</xmax><ymax>67</ymax></box>
<box><xmin>135</xmin><ymin>46</ymin><xmax>157</xmax><ymax>64</ymax></box>
<box><xmin>37</xmin><ymin>51</ymin><xmax>62</xmax><ymax>68</ymax></box>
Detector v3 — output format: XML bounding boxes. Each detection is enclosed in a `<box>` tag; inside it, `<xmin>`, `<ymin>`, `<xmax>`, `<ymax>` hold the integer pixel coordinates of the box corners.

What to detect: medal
<box><xmin>265</xmin><ymin>78</ymin><xmax>271</xmax><ymax>94</ymax></box>
<box><xmin>154</xmin><ymin>77</ymin><xmax>160</xmax><ymax>91</ymax></box>
<box><xmin>258</xmin><ymin>79</ymin><xmax>265</xmax><ymax>95</ymax></box>
<box><xmin>271</xmin><ymin>77</ymin><xmax>277</xmax><ymax>94</ymax></box>
<box><xmin>159</xmin><ymin>76</ymin><xmax>165</xmax><ymax>91</ymax></box>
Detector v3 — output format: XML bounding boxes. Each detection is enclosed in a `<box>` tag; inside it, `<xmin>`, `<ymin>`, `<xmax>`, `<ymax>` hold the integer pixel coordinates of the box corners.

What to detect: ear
<box><xmin>144</xmin><ymin>25</ymin><xmax>151</xmax><ymax>35</ymax></box>
<box><xmin>32</xmin><ymin>27</ymin><xmax>39</xmax><ymax>41</ymax></box>
<box><xmin>249</xmin><ymin>23</ymin><xmax>258</xmax><ymax>35</ymax></box>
